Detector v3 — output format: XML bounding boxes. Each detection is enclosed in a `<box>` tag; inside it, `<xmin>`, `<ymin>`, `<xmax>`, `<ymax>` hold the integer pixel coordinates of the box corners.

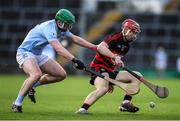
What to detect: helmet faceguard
<box><xmin>58</xmin><ymin>22</ymin><xmax>73</xmax><ymax>30</ymax></box>
<box><xmin>122</xmin><ymin>19</ymin><xmax>141</xmax><ymax>42</ymax></box>
<box><xmin>122</xmin><ymin>19</ymin><xmax>141</xmax><ymax>33</ymax></box>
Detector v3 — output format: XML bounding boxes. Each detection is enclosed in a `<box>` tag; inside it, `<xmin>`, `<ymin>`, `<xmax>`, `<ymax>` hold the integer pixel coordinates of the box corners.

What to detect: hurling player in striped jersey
<box><xmin>76</xmin><ymin>19</ymin><xmax>143</xmax><ymax>114</ymax></box>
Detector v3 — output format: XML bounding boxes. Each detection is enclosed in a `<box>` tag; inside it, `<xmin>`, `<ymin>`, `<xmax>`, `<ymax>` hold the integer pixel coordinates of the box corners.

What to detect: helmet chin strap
<box><xmin>122</xmin><ymin>29</ymin><xmax>130</xmax><ymax>41</ymax></box>
<box><xmin>57</xmin><ymin>22</ymin><xmax>68</xmax><ymax>31</ymax></box>
<box><xmin>58</xmin><ymin>22</ymin><xmax>72</xmax><ymax>31</ymax></box>
<box><xmin>59</xmin><ymin>23</ymin><xmax>65</xmax><ymax>29</ymax></box>
<box><xmin>125</xmin><ymin>29</ymin><xmax>130</xmax><ymax>36</ymax></box>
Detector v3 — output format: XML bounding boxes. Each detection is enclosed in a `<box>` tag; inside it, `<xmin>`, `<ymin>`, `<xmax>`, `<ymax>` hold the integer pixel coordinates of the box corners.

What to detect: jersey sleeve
<box><xmin>42</xmin><ymin>26</ymin><xmax>58</xmax><ymax>42</ymax></box>
<box><xmin>104</xmin><ymin>35</ymin><xmax>112</xmax><ymax>44</ymax></box>
<box><xmin>104</xmin><ymin>32</ymin><xmax>121</xmax><ymax>47</ymax></box>
<box><xmin>104</xmin><ymin>35</ymin><xmax>116</xmax><ymax>49</ymax></box>
<box><xmin>61</xmin><ymin>30</ymin><xmax>73</xmax><ymax>38</ymax></box>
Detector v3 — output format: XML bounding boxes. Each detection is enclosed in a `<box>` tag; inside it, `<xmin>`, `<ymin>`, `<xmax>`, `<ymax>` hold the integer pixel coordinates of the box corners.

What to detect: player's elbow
<box><xmin>97</xmin><ymin>42</ymin><xmax>108</xmax><ymax>52</ymax></box>
<box><xmin>97</xmin><ymin>44</ymin><xmax>103</xmax><ymax>52</ymax></box>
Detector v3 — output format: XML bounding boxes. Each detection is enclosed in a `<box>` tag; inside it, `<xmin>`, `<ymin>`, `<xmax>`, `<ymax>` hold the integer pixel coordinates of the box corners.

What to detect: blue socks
<box><xmin>33</xmin><ymin>81</ymin><xmax>42</xmax><ymax>88</ymax></box>
<box><xmin>14</xmin><ymin>95</ymin><xmax>24</xmax><ymax>106</ymax></box>
<box><xmin>14</xmin><ymin>81</ymin><xmax>42</xmax><ymax>106</ymax></box>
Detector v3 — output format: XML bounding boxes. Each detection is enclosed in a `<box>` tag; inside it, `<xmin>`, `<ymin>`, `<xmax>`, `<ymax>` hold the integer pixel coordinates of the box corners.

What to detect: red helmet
<box><xmin>122</xmin><ymin>19</ymin><xmax>141</xmax><ymax>33</ymax></box>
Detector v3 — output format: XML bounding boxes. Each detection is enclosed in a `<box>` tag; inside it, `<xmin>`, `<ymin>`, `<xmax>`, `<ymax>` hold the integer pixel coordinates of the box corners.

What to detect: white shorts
<box><xmin>16</xmin><ymin>51</ymin><xmax>50</xmax><ymax>68</ymax></box>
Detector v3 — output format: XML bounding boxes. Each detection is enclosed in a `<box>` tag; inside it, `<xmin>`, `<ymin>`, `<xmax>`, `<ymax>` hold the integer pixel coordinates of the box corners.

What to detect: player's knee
<box><xmin>57</xmin><ymin>75</ymin><xmax>66</xmax><ymax>81</ymax></box>
<box><xmin>132</xmin><ymin>87</ymin><xmax>140</xmax><ymax>95</ymax></box>
<box><xmin>60</xmin><ymin>71</ymin><xmax>67</xmax><ymax>79</ymax></box>
<box><xmin>56</xmin><ymin>71</ymin><xmax>67</xmax><ymax>81</ymax></box>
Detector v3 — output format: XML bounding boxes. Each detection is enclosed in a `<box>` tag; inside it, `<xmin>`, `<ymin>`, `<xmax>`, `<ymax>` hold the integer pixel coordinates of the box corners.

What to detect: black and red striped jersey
<box><xmin>90</xmin><ymin>32</ymin><xmax>130</xmax><ymax>72</ymax></box>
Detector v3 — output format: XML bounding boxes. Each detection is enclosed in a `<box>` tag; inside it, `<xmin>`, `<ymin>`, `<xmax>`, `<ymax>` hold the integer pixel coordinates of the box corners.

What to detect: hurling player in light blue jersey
<box><xmin>12</xmin><ymin>9</ymin><xmax>97</xmax><ymax>113</ymax></box>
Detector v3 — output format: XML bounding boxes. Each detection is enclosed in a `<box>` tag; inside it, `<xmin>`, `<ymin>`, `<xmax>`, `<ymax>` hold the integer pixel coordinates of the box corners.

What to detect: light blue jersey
<box><xmin>17</xmin><ymin>19</ymin><xmax>72</xmax><ymax>55</ymax></box>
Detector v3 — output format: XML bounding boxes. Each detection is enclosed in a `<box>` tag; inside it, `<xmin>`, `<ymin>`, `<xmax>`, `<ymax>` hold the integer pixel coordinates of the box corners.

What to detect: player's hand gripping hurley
<box><xmin>123</xmin><ymin>67</ymin><xmax>169</xmax><ymax>98</ymax></box>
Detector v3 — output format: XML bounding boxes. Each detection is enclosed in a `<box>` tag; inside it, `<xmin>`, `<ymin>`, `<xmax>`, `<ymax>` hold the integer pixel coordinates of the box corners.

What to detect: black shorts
<box><xmin>89</xmin><ymin>66</ymin><xmax>119</xmax><ymax>85</ymax></box>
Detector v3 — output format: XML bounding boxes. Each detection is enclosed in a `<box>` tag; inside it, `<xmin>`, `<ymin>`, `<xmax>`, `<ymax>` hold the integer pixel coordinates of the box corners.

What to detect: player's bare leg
<box><xmin>76</xmin><ymin>73</ymin><xmax>110</xmax><ymax>114</ymax></box>
<box><xmin>37</xmin><ymin>59</ymin><xmax>66</xmax><ymax>85</ymax></box>
<box><xmin>28</xmin><ymin>59</ymin><xmax>67</xmax><ymax>103</ymax></box>
<box><xmin>115</xmin><ymin>71</ymin><xmax>142</xmax><ymax>113</ymax></box>
<box><xmin>12</xmin><ymin>58</ymin><xmax>42</xmax><ymax>113</ymax></box>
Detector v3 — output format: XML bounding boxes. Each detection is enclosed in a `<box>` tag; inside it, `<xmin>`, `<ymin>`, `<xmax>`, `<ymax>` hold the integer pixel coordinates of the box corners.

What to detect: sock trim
<box><xmin>81</xmin><ymin>103</ymin><xmax>90</xmax><ymax>110</ymax></box>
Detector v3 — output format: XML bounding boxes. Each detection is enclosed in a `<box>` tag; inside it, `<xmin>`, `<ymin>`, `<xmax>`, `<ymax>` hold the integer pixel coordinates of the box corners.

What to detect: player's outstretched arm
<box><xmin>50</xmin><ymin>40</ymin><xmax>85</xmax><ymax>70</ymax></box>
<box><xmin>50</xmin><ymin>40</ymin><xmax>74</xmax><ymax>60</ymax></box>
<box><xmin>65</xmin><ymin>34</ymin><xmax>97</xmax><ymax>51</ymax></box>
<box><xmin>97</xmin><ymin>42</ymin><xmax>116</xmax><ymax>59</ymax></box>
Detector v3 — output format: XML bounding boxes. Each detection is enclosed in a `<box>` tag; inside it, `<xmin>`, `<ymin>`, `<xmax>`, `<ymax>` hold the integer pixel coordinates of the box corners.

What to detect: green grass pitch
<box><xmin>0</xmin><ymin>74</ymin><xmax>180</xmax><ymax>120</ymax></box>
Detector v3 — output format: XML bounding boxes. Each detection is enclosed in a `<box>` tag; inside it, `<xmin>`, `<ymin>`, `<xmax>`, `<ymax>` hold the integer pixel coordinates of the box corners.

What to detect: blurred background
<box><xmin>0</xmin><ymin>0</ymin><xmax>180</xmax><ymax>78</ymax></box>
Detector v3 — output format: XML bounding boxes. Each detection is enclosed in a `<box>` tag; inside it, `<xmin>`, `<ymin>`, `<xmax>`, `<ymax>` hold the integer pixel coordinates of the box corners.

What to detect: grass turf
<box><xmin>0</xmin><ymin>75</ymin><xmax>180</xmax><ymax>120</ymax></box>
